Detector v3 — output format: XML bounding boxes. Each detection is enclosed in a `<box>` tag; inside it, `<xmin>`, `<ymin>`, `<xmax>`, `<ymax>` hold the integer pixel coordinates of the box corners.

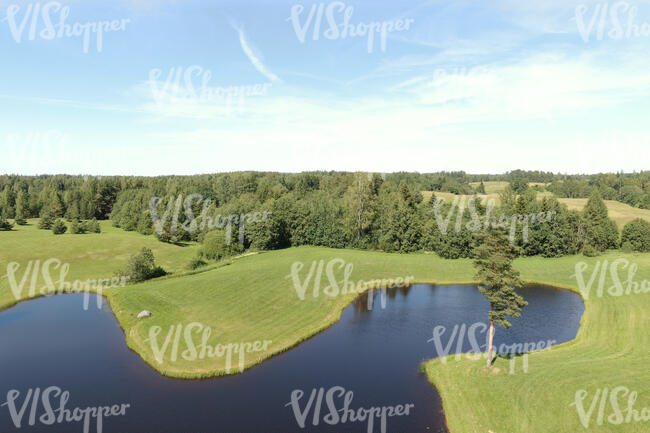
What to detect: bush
<box><xmin>582</xmin><ymin>245</ymin><xmax>600</xmax><ymax>257</ymax></box>
<box><xmin>70</xmin><ymin>220</ymin><xmax>86</xmax><ymax>234</ymax></box>
<box><xmin>118</xmin><ymin>247</ymin><xmax>166</xmax><ymax>283</ymax></box>
<box><xmin>0</xmin><ymin>218</ymin><xmax>13</xmax><ymax>231</ymax></box>
<box><xmin>85</xmin><ymin>218</ymin><xmax>101</xmax><ymax>233</ymax></box>
<box><xmin>620</xmin><ymin>218</ymin><xmax>650</xmax><ymax>252</ymax></box>
<box><xmin>621</xmin><ymin>241</ymin><xmax>634</xmax><ymax>253</ymax></box>
<box><xmin>52</xmin><ymin>219</ymin><xmax>68</xmax><ymax>235</ymax></box>
<box><xmin>202</xmin><ymin>230</ymin><xmax>229</xmax><ymax>260</ymax></box>
<box><xmin>187</xmin><ymin>255</ymin><xmax>207</xmax><ymax>270</ymax></box>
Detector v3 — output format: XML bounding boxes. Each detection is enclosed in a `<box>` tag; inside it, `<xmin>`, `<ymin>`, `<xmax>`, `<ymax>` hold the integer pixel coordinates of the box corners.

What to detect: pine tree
<box><xmin>583</xmin><ymin>190</ymin><xmax>618</xmax><ymax>251</ymax></box>
<box><xmin>38</xmin><ymin>207</ymin><xmax>55</xmax><ymax>229</ymax></box>
<box><xmin>52</xmin><ymin>219</ymin><xmax>68</xmax><ymax>235</ymax></box>
<box><xmin>478</xmin><ymin>181</ymin><xmax>486</xmax><ymax>194</ymax></box>
<box><xmin>473</xmin><ymin>228</ymin><xmax>527</xmax><ymax>368</ymax></box>
<box><xmin>0</xmin><ymin>186</ymin><xmax>15</xmax><ymax>219</ymax></box>
<box><xmin>14</xmin><ymin>190</ymin><xmax>28</xmax><ymax>225</ymax></box>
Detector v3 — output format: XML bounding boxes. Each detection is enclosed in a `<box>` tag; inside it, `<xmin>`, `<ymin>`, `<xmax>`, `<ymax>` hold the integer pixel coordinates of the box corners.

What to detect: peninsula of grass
<box><xmin>1</xmin><ymin>221</ymin><xmax>648</xmax><ymax>432</ymax></box>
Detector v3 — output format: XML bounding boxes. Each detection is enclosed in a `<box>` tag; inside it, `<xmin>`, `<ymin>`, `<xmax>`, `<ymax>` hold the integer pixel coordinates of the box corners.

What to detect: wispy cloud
<box><xmin>229</xmin><ymin>18</ymin><xmax>282</xmax><ymax>83</ymax></box>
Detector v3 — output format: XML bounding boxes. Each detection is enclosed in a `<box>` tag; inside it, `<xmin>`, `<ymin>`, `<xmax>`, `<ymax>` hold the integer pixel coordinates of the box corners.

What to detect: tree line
<box><xmin>1</xmin><ymin>172</ymin><xmax>648</xmax><ymax>256</ymax></box>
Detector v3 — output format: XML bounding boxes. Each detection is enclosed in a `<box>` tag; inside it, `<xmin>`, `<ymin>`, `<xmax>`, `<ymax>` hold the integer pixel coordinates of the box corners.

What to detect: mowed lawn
<box><xmin>0</xmin><ymin>219</ymin><xmax>200</xmax><ymax>309</ymax></box>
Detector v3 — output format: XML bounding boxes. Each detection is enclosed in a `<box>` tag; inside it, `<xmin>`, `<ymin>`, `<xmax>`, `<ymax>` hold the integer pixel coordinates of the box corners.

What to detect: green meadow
<box><xmin>1</xmin><ymin>218</ymin><xmax>648</xmax><ymax>432</ymax></box>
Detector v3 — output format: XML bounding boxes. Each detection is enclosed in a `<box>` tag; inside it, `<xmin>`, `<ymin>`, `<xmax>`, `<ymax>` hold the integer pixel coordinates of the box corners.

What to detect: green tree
<box><xmin>14</xmin><ymin>190</ymin><xmax>28</xmax><ymax>225</ymax></box>
<box><xmin>52</xmin><ymin>219</ymin><xmax>68</xmax><ymax>235</ymax></box>
<box><xmin>38</xmin><ymin>207</ymin><xmax>55</xmax><ymax>229</ymax></box>
<box><xmin>70</xmin><ymin>219</ymin><xmax>86</xmax><ymax>234</ymax></box>
<box><xmin>621</xmin><ymin>218</ymin><xmax>650</xmax><ymax>252</ymax></box>
<box><xmin>473</xmin><ymin>228</ymin><xmax>527</xmax><ymax>368</ymax></box>
<box><xmin>118</xmin><ymin>247</ymin><xmax>166</xmax><ymax>282</ymax></box>
<box><xmin>342</xmin><ymin>173</ymin><xmax>376</xmax><ymax>247</ymax></box>
<box><xmin>583</xmin><ymin>190</ymin><xmax>618</xmax><ymax>251</ymax></box>
<box><xmin>478</xmin><ymin>181</ymin><xmax>486</xmax><ymax>194</ymax></box>
<box><xmin>202</xmin><ymin>230</ymin><xmax>229</xmax><ymax>260</ymax></box>
<box><xmin>0</xmin><ymin>186</ymin><xmax>15</xmax><ymax>219</ymax></box>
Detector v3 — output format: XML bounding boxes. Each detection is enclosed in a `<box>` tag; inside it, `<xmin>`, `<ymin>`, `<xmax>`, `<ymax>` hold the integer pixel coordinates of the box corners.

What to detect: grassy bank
<box><xmin>425</xmin><ymin>253</ymin><xmax>650</xmax><ymax>433</ymax></box>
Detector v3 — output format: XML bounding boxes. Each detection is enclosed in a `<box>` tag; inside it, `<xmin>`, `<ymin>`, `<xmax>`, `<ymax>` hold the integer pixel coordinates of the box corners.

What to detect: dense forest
<box><xmin>1</xmin><ymin>171</ymin><xmax>649</xmax><ymax>260</ymax></box>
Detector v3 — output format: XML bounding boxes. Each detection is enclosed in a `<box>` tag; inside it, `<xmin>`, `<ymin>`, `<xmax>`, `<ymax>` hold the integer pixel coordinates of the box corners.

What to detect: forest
<box><xmin>1</xmin><ymin>171</ymin><xmax>649</xmax><ymax>260</ymax></box>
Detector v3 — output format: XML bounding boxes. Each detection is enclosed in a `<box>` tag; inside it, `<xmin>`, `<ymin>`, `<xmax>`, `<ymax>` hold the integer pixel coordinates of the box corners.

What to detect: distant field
<box><xmin>423</xmin><ymin>191</ymin><xmax>650</xmax><ymax>228</ymax></box>
<box><xmin>469</xmin><ymin>180</ymin><xmax>508</xmax><ymax>194</ymax></box>
<box><xmin>557</xmin><ymin>198</ymin><xmax>650</xmax><ymax>228</ymax></box>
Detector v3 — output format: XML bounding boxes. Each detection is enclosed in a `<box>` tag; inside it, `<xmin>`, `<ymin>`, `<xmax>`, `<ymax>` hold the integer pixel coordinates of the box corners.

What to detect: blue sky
<box><xmin>1</xmin><ymin>0</ymin><xmax>650</xmax><ymax>175</ymax></box>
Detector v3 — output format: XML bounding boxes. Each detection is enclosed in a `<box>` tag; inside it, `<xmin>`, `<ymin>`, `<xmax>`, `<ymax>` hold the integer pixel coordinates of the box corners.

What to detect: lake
<box><xmin>0</xmin><ymin>284</ymin><xmax>584</xmax><ymax>433</ymax></box>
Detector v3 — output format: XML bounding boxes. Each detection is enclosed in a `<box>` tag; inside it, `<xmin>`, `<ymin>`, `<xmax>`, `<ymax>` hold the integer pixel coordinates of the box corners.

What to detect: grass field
<box><xmin>469</xmin><ymin>180</ymin><xmax>509</xmax><ymax>194</ymax></box>
<box><xmin>557</xmin><ymin>198</ymin><xmax>650</xmax><ymax>228</ymax></box>
<box><xmin>1</xmin><ymin>220</ymin><xmax>648</xmax><ymax>432</ymax></box>
<box><xmin>0</xmin><ymin>219</ymin><xmax>200</xmax><ymax>310</ymax></box>
<box><xmin>423</xmin><ymin>190</ymin><xmax>650</xmax><ymax>229</ymax></box>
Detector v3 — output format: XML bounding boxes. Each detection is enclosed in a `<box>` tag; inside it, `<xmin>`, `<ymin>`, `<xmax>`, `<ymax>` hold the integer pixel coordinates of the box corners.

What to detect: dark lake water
<box><xmin>0</xmin><ymin>284</ymin><xmax>584</xmax><ymax>433</ymax></box>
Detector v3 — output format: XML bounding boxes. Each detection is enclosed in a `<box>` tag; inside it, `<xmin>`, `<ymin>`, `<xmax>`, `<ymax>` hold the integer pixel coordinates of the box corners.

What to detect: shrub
<box><xmin>582</xmin><ymin>245</ymin><xmax>600</xmax><ymax>257</ymax></box>
<box><xmin>621</xmin><ymin>218</ymin><xmax>650</xmax><ymax>252</ymax></box>
<box><xmin>70</xmin><ymin>220</ymin><xmax>86</xmax><ymax>234</ymax></box>
<box><xmin>0</xmin><ymin>218</ymin><xmax>13</xmax><ymax>231</ymax></box>
<box><xmin>621</xmin><ymin>241</ymin><xmax>634</xmax><ymax>253</ymax></box>
<box><xmin>201</xmin><ymin>230</ymin><xmax>243</xmax><ymax>260</ymax></box>
<box><xmin>52</xmin><ymin>219</ymin><xmax>68</xmax><ymax>235</ymax></box>
<box><xmin>85</xmin><ymin>218</ymin><xmax>101</xmax><ymax>233</ymax></box>
<box><xmin>118</xmin><ymin>247</ymin><xmax>166</xmax><ymax>283</ymax></box>
<box><xmin>187</xmin><ymin>255</ymin><xmax>207</xmax><ymax>270</ymax></box>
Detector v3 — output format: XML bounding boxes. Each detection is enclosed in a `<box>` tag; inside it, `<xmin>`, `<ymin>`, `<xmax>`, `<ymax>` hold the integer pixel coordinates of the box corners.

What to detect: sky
<box><xmin>1</xmin><ymin>0</ymin><xmax>649</xmax><ymax>175</ymax></box>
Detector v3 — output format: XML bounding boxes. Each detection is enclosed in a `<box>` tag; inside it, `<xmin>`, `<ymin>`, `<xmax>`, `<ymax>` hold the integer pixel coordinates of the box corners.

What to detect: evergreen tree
<box><xmin>473</xmin><ymin>228</ymin><xmax>527</xmax><ymax>368</ymax></box>
<box><xmin>583</xmin><ymin>190</ymin><xmax>618</xmax><ymax>251</ymax></box>
<box><xmin>14</xmin><ymin>190</ymin><xmax>28</xmax><ymax>225</ymax></box>
<box><xmin>38</xmin><ymin>207</ymin><xmax>55</xmax><ymax>229</ymax></box>
<box><xmin>0</xmin><ymin>186</ymin><xmax>15</xmax><ymax>219</ymax></box>
<box><xmin>52</xmin><ymin>219</ymin><xmax>68</xmax><ymax>235</ymax></box>
<box><xmin>478</xmin><ymin>181</ymin><xmax>486</xmax><ymax>194</ymax></box>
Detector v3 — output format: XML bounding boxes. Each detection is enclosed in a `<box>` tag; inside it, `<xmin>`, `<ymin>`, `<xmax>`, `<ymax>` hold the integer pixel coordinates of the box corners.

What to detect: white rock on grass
<box><xmin>137</xmin><ymin>310</ymin><xmax>152</xmax><ymax>319</ymax></box>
